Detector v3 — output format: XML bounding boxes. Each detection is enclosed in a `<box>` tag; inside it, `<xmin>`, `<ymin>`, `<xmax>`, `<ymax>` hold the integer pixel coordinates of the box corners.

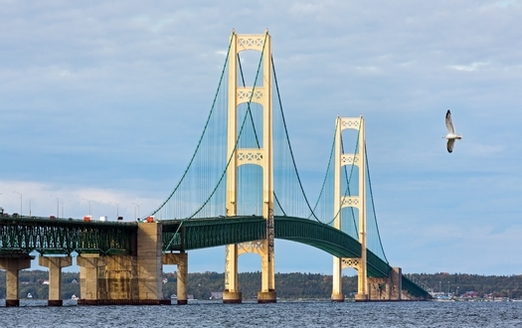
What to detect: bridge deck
<box><xmin>0</xmin><ymin>215</ymin><xmax>429</xmax><ymax>298</ymax></box>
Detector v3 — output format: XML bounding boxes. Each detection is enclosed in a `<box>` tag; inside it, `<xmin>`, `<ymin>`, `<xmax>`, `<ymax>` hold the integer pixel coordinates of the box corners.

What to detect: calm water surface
<box><xmin>0</xmin><ymin>300</ymin><xmax>521</xmax><ymax>327</ymax></box>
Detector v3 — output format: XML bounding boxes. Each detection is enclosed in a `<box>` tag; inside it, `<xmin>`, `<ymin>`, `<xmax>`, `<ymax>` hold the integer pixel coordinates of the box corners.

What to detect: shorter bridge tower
<box><xmin>331</xmin><ymin>116</ymin><xmax>368</xmax><ymax>302</ymax></box>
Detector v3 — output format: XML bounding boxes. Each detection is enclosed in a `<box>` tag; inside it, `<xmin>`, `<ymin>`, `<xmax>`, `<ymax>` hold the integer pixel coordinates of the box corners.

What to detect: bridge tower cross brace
<box><xmin>331</xmin><ymin>116</ymin><xmax>369</xmax><ymax>302</ymax></box>
<box><xmin>223</xmin><ymin>30</ymin><xmax>276</xmax><ymax>304</ymax></box>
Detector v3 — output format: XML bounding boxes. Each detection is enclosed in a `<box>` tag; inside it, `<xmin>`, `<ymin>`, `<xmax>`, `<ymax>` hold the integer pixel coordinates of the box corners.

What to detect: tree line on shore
<box><xmin>1</xmin><ymin>270</ymin><xmax>521</xmax><ymax>300</ymax></box>
<box><xmin>405</xmin><ymin>272</ymin><xmax>522</xmax><ymax>299</ymax></box>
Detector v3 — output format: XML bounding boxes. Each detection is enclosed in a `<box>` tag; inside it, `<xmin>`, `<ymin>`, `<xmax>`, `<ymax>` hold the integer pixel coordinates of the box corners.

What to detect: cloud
<box><xmin>481</xmin><ymin>0</ymin><xmax>520</xmax><ymax>9</ymax></box>
<box><xmin>448</xmin><ymin>62</ymin><xmax>489</xmax><ymax>72</ymax></box>
<box><xmin>0</xmin><ymin>179</ymin><xmax>159</xmax><ymax>221</ymax></box>
<box><xmin>1</xmin><ymin>1</ymin><xmax>522</xmax><ymax>276</ymax></box>
<box><xmin>289</xmin><ymin>2</ymin><xmax>325</xmax><ymax>17</ymax></box>
<box><xmin>355</xmin><ymin>66</ymin><xmax>382</xmax><ymax>74</ymax></box>
<box><xmin>466</xmin><ymin>142</ymin><xmax>505</xmax><ymax>156</ymax></box>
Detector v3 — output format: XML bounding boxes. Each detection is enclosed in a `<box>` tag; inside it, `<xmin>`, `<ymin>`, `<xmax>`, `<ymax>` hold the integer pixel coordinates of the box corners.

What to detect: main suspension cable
<box><xmin>149</xmin><ymin>33</ymin><xmax>235</xmax><ymax>217</ymax></box>
<box><xmin>271</xmin><ymin>56</ymin><xmax>321</xmax><ymax>221</ymax></box>
<box><xmin>365</xmin><ymin>142</ymin><xmax>388</xmax><ymax>263</ymax></box>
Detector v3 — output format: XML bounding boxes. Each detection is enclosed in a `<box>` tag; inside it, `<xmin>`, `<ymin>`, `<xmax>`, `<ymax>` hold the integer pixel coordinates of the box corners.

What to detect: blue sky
<box><xmin>1</xmin><ymin>1</ymin><xmax>522</xmax><ymax>277</ymax></box>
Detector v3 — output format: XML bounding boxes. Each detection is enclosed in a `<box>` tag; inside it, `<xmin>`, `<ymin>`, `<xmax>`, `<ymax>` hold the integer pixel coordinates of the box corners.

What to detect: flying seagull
<box><xmin>444</xmin><ymin>110</ymin><xmax>462</xmax><ymax>153</ymax></box>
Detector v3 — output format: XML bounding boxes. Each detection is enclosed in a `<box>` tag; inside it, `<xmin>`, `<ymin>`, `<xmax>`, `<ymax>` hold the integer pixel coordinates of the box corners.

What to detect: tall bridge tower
<box><xmin>331</xmin><ymin>116</ymin><xmax>369</xmax><ymax>302</ymax></box>
<box><xmin>223</xmin><ymin>30</ymin><xmax>276</xmax><ymax>303</ymax></box>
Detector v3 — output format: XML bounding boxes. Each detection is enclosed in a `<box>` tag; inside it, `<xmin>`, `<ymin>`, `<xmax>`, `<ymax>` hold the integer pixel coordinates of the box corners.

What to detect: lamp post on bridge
<box><xmin>111</xmin><ymin>202</ymin><xmax>120</xmax><ymax>219</ymax></box>
<box><xmin>61</xmin><ymin>200</ymin><xmax>70</xmax><ymax>218</ymax></box>
<box><xmin>132</xmin><ymin>202</ymin><xmax>141</xmax><ymax>221</ymax></box>
<box><xmin>82</xmin><ymin>198</ymin><xmax>96</xmax><ymax>217</ymax></box>
<box><xmin>12</xmin><ymin>191</ymin><xmax>22</xmax><ymax>216</ymax></box>
<box><xmin>51</xmin><ymin>195</ymin><xmax>59</xmax><ymax>218</ymax></box>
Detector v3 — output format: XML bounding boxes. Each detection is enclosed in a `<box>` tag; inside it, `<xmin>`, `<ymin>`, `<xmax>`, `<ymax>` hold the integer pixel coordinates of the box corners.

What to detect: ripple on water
<box><xmin>0</xmin><ymin>300</ymin><xmax>522</xmax><ymax>327</ymax></box>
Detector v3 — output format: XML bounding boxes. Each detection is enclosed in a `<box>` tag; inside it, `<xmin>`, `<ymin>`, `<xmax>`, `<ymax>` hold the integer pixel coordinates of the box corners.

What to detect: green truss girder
<box><xmin>163</xmin><ymin>216</ymin><xmax>390</xmax><ymax>278</ymax></box>
<box><xmin>274</xmin><ymin>216</ymin><xmax>361</xmax><ymax>258</ymax></box>
<box><xmin>366</xmin><ymin>249</ymin><xmax>392</xmax><ymax>278</ymax></box>
<box><xmin>401</xmin><ymin>275</ymin><xmax>432</xmax><ymax>299</ymax></box>
<box><xmin>0</xmin><ymin>216</ymin><xmax>136</xmax><ymax>256</ymax></box>
<box><xmin>161</xmin><ymin>216</ymin><xmax>266</xmax><ymax>251</ymax></box>
<box><xmin>274</xmin><ymin>216</ymin><xmax>390</xmax><ymax>278</ymax></box>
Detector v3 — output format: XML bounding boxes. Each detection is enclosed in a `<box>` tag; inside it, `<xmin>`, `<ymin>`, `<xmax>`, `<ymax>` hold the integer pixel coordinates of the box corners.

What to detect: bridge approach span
<box><xmin>0</xmin><ymin>216</ymin><xmax>136</xmax><ymax>256</ymax></box>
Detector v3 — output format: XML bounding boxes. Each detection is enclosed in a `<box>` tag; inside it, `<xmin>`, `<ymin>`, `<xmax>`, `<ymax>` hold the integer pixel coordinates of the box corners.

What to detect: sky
<box><xmin>1</xmin><ymin>1</ymin><xmax>522</xmax><ymax>279</ymax></box>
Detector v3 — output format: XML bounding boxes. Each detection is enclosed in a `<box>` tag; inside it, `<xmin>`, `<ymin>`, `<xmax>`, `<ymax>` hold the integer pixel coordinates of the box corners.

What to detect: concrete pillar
<box><xmin>77</xmin><ymin>254</ymin><xmax>107</xmax><ymax>305</ymax></box>
<box><xmin>38</xmin><ymin>256</ymin><xmax>73</xmax><ymax>306</ymax></box>
<box><xmin>390</xmin><ymin>267</ymin><xmax>402</xmax><ymax>300</ymax></box>
<box><xmin>257</xmin><ymin>238</ymin><xmax>277</xmax><ymax>304</ymax></box>
<box><xmin>367</xmin><ymin>267</ymin><xmax>403</xmax><ymax>301</ymax></box>
<box><xmin>0</xmin><ymin>257</ymin><xmax>32</xmax><ymax>307</ymax></box>
<box><xmin>102</xmin><ymin>255</ymin><xmax>138</xmax><ymax>301</ymax></box>
<box><xmin>354</xmin><ymin>260</ymin><xmax>369</xmax><ymax>301</ymax></box>
<box><xmin>137</xmin><ymin>222</ymin><xmax>163</xmax><ymax>302</ymax></box>
<box><xmin>368</xmin><ymin>277</ymin><xmax>388</xmax><ymax>300</ymax></box>
<box><xmin>331</xmin><ymin>257</ymin><xmax>345</xmax><ymax>302</ymax></box>
<box><xmin>257</xmin><ymin>290</ymin><xmax>277</xmax><ymax>303</ymax></box>
<box><xmin>223</xmin><ymin>244</ymin><xmax>242</xmax><ymax>303</ymax></box>
<box><xmin>163</xmin><ymin>252</ymin><xmax>187</xmax><ymax>305</ymax></box>
<box><xmin>223</xmin><ymin>290</ymin><xmax>242</xmax><ymax>304</ymax></box>
<box><xmin>176</xmin><ymin>254</ymin><xmax>187</xmax><ymax>305</ymax></box>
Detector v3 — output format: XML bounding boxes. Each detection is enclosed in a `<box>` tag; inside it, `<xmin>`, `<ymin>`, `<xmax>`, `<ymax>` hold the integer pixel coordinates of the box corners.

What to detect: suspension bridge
<box><xmin>0</xmin><ymin>30</ymin><xmax>430</xmax><ymax>306</ymax></box>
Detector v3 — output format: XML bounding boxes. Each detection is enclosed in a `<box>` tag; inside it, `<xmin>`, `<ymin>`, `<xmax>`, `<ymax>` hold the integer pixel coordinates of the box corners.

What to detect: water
<box><xmin>0</xmin><ymin>300</ymin><xmax>522</xmax><ymax>327</ymax></box>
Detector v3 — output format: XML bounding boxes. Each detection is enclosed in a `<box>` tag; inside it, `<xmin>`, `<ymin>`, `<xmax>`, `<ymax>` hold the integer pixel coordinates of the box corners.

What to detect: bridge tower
<box><xmin>331</xmin><ymin>116</ymin><xmax>369</xmax><ymax>302</ymax></box>
<box><xmin>223</xmin><ymin>30</ymin><xmax>276</xmax><ymax>304</ymax></box>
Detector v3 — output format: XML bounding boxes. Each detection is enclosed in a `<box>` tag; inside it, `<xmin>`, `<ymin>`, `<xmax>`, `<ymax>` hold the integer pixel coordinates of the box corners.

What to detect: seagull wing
<box><xmin>445</xmin><ymin>110</ymin><xmax>455</xmax><ymax>134</ymax></box>
<box><xmin>447</xmin><ymin>139</ymin><xmax>455</xmax><ymax>153</ymax></box>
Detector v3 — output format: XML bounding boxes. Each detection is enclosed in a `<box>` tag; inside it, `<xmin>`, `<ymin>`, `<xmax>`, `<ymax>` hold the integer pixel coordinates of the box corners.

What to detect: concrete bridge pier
<box><xmin>331</xmin><ymin>293</ymin><xmax>345</xmax><ymax>302</ymax></box>
<box><xmin>257</xmin><ymin>238</ymin><xmax>277</xmax><ymax>304</ymax></box>
<box><xmin>136</xmin><ymin>221</ymin><xmax>166</xmax><ymax>304</ymax></box>
<box><xmin>390</xmin><ymin>267</ymin><xmax>403</xmax><ymax>300</ymax></box>
<box><xmin>257</xmin><ymin>290</ymin><xmax>277</xmax><ymax>303</ymax></box>
<box><xmin>331</xmin><ymin>257</ymin><xmax>345</xmax><ymax>302</ymax></box>
<box><xmin>368</xmin><ymin>267</ymin><xmax>402</xmax><ymax>301</ymax></box>
<box><xmin>223</xmin><ymin>245</ymin><xmax>242</xmax><ymax>304</ymax></box>
<box><xmin>38</xmin><ymin>256</ymin><xmax>73</xmax><ymax>306</ymax></box>
<box><xmin>77</xmin><ymin>254</ymin><xmax>107</xmax><ymax>305</ymax></box>
<box><xmin>0</xmin><ymin>255</ymin><xmax>33</xmax><ymax>307</ymax></box>
<box><xmin>77</xmin><ymin>221</ymin><xmax>168</xmax><ymax>305</ymax></box>
<box><xmin>223</xmin><ymin>290</ymin><xmax>242</xmax><ymax>304</ymax></box>
<box><xmin>163</xmin><ymin>252</ymin><xmax>188</xmax><ymax>305</ymax></box>
<box><xmin>99</xmin><ymin>255</ymin><xmax>138</xmax><ymax>301</ymax></box>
